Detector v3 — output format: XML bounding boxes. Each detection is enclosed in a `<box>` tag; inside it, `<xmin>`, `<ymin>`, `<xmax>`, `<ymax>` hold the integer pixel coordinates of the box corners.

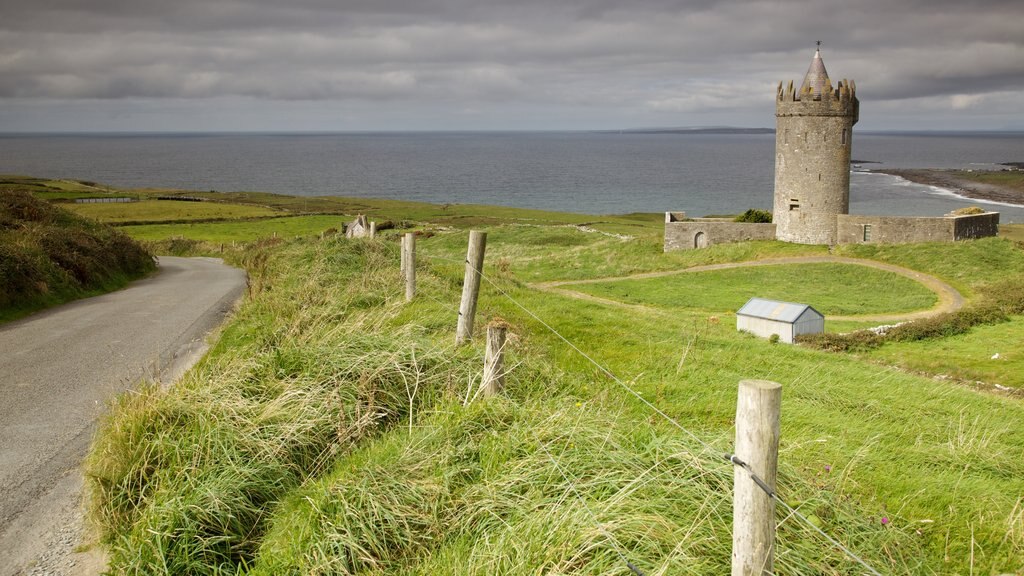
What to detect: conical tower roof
<box><xmin>799</xmin><ymin>49</ymin><xmax>830</xmax><ymax>99</ymax></box>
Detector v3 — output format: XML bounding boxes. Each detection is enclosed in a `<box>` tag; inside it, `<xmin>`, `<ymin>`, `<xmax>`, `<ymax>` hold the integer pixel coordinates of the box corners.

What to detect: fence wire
<box><xmin>413</xmin><ymin>247</ymin><xmax>885</xmax><ymax>576</ymax></box>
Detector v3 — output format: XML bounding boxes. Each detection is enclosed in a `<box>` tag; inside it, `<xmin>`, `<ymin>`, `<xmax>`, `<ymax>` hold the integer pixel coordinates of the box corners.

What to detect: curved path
<box><xmin>532</xmin><ymin>256</ymin><xmax>964</xmax><ymax>323</ymax></box>
<box><xmin>0</xmin><ymin>257</ymin><xmax>246</xmax><ymax>576</ymax></box>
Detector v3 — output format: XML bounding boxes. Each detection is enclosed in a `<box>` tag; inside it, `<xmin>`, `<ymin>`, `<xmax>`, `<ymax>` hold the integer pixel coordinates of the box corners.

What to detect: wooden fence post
<box><xmin>404</xmin><ymin>233</ymin><xmax>416</xmax><ymax>302</ymax></box>
<box><xmin>455</xmin><ymin>230</ymin><xmax>487</xmax><ymax>346</ymax></box>
<box><xmin>481</xmin><ymin>322</ymin><xmax>507</xmax><ymax>396</ymax></box>
<box><xmin>370</xmin><ymin>221</ymin><xmax>377</xmax><ymax>238</ymax></box>
<box><xmin>732</xmin><ymin>379</ymin><xmax>781</xmax><ymax>576</ymax></box>
<box><xmin>400</xmin><ymin>234</ymin><xmax>408</xmax><ymax>274</ymax></box>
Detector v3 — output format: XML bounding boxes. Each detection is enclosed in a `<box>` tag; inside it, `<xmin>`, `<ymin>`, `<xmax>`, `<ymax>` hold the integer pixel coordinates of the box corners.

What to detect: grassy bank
<box><xmin>85</xmin><ymin>222</ymin><xmax>1024</xmax><ymax>574</ymax></box>
<box><xmin>0</xmin><ymin>190</ymin><xmax>155</xmax><ymax>322</ymax></box>
<box><xmin>11</xmin><ymin>174</ymin><xmax>1010</xmax><ymax>573</ymax></box>
<box><xmin>86</xmin><ymin>237</ymin><xmax>931</xmax><ymax>574</ymax></box>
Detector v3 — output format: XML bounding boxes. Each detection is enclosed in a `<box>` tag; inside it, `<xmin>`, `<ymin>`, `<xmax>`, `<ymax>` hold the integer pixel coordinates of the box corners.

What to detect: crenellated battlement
<box><xmin>776</xmin><ymin>78</ymin><xmax>858</xmax><ymax>121</ymax></box>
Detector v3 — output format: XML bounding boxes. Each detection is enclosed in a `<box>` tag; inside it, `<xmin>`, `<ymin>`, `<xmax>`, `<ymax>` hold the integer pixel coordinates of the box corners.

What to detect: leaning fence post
<box><xmin>455</xmin><ymin>230</ymin><xmax>487</xmax><ymax>346</ymax></box>
<box><xmin>481</xmin><ymin>321</ymin><xmax>507</xmax><ymax>396</ymax></box>
<box><xmin>369</xmin><ymin>221</ymin><xmax>377</xmax><ymax>238</ymax></box>
<box><xmin>732</xmin><ymin>379</ymin><xmax>781</xmax><ymax>576</ymax></box>
<box><xmin>404</xmin><ymin>232</ymin><xmax>416</xmax><ymax>302</ymax></box>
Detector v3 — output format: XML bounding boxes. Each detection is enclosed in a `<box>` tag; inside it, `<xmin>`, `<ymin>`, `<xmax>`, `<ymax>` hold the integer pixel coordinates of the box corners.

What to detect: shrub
<box><xmin>947</xmin><ymin>206</ymin><xmax>986</xmax><ymax>216</ymax></box>
<box><xmin>734</xmin><ymin>209</ymin><xmax>773</xmax><ymax>223</ymax></box>
<box><xmin>797</xmin><ymin>330</ymin><xmax>882</xmax><ymax>352</ymax></box>
<box><xmin>886</xmin><ymin>305</ymin><xmax>1008</xmax><ymax>342</ymax></box>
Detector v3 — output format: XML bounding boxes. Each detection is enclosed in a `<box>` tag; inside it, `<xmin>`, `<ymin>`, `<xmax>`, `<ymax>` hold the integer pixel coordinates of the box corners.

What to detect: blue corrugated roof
<box><xmin>736</xmin><ymin>298</ymin><xmax>823</xmax><ymax>323</ymax></box>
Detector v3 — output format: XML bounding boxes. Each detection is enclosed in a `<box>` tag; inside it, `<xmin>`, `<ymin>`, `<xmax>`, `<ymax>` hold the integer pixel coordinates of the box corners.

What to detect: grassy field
<box><xmin>64</xmin><ymin>199</ymin><xmax>281</xmax><ymax>224</ymax></box>
<box><xmin>568</xmin><ymin>262</ymin><xmax>938</xmax><ymax>316</ymax></box>
<box><xmin>4</xmin><ymin>175</ymin><xmax>1013</xmax><ymax>573</ymax></box>
<box><xmin>122</xmin><ymin>214</ymin><xmax>350</xmax><ymax>242</ymax></box>
<box><xmin>867</xmin><ymin>316</ymin><xmax>1024</xmax><ymax>388</ymax></box>
<box><xmin>1002</xmin><ymin>223</ymin><xmax>1024</xmax><ymax>243</ymax></box>
<box><xmin>955</xmin><ymin>169</ymin><xmax>1024</xmax><ymax>194</ymax></box>
<box><xmin>84</xmin><ymin>230</ymin><xmax>1024</xmax><ymax>575</ymax></box>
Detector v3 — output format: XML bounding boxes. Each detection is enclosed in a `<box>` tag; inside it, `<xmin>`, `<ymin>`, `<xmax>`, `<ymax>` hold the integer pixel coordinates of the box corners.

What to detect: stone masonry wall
<box><xmin>835</xmin><ymin>212</ymin><xmax>999</xmax><ymax>245</ymax></box>
<box><xmin>773</xmin><ymin>77</ymin><xmax>858</xmax><ymax>246</ymax></box>
<box><xmin>664</xmin><ymin>221</ymin><xmax>777</xmax><ymax>252</ymax></box>
<box><xmin>953</xmin><ymin>212</ymin><xmax>1000</xmax><ymax>240</ymax></box>
<box><xmin>773</xmin><ymin>111</ymin><xmax>855</xmax><ymax>245</ymax></box>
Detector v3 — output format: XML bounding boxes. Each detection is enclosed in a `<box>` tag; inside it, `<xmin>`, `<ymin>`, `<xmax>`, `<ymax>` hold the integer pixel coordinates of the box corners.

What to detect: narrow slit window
<box><xmin>842</xmin><ymin>129</ymin><xmax>848</xmax><ymax>145</ymax></box>
<box><xmin>863</xmin><ymin>224</ymin><xmax>872</xmax><ymax>241</ymax></box>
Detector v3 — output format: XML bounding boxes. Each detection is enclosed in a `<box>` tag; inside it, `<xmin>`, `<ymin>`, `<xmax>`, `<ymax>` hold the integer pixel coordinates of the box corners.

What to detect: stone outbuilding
<box><xmin>736</xmin><ymin>297</ymin><xmax>824</xmax><ymax>343</ymax></box>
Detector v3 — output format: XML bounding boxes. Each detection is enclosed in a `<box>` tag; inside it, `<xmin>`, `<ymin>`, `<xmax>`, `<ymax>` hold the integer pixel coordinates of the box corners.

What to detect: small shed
<box><xmin>736</xmin><ymin>298</ymin><xmax>824</xmax><ymax>343</ymax></box>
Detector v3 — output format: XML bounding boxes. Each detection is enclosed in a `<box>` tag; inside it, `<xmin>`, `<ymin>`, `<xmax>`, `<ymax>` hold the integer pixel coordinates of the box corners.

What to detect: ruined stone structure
<box><xmin>772</xmin><ymin>49</ymin><xmax>858</xmax><ymax>245</ymax></box>
<box><xmin>664</xmin><ymin>48</ymin><xmax>999</xmax><ymax>252</ymax></box>
<box><xmin>345</xmin><ymin>214</ymin><xmax>369</xmax><ymax>238</ymax></box>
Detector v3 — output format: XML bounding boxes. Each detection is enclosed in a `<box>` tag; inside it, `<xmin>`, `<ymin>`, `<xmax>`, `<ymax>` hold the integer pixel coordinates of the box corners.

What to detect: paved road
<box><xmin>0</xmin><ymin>257</ymin><xmax>246</xmax><ymax>575</ymax></box>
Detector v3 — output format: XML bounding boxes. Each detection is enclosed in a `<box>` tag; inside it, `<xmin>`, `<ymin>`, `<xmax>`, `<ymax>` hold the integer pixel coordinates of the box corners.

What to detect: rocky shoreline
<box><xmin>873</xmin><ymin>168</ymin><xmax>1024</xmax><ymax>207</ymax></box>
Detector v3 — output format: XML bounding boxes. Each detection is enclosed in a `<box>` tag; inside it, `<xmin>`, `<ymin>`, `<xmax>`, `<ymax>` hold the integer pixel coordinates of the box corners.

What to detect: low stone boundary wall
<box><xmin>665</xmin><ymin>221</ymin><xmax>776</xmax><ymax>251</ymax></box>
<box><xmin>836</xmin><ymin>212</ymin><xmax>998</xmax><ymax>245</ymax></box>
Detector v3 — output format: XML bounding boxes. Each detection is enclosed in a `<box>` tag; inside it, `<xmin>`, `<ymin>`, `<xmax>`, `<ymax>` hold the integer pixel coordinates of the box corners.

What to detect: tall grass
<box><xmin>86</xmin><ymin>238</ymin><xmax>471</xmax><ymax>572</ymax></box>
<box><xmin>251</xmin><ymin>397</ymin><xmax>921</xmax><ymax>575</ymax></box>
<box><xmin>87</xmin><ymin>236</ymin><xmax>934</xmax><ymax>574</ymax></box>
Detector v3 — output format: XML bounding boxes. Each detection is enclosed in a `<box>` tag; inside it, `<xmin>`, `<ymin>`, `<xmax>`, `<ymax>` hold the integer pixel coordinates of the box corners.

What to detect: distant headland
<box><xmin>596</xmin><ymin>126</ymin><xmax>775</xmax><ymax>135</ymax></box>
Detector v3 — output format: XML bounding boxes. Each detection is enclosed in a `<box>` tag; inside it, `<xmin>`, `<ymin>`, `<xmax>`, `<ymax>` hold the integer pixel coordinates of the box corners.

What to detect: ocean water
<box><xmin>1</xmin><ymin>131</ymin><xmax>1022</xmax><ymax>222</ymax></box>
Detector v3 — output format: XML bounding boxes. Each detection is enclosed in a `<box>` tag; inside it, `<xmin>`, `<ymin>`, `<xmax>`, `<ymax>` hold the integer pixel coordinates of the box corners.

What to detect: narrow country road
<box><xmin>0</xmin><ymin>256</ymin><xmax>246</xmax><ymax>576</ymax></box>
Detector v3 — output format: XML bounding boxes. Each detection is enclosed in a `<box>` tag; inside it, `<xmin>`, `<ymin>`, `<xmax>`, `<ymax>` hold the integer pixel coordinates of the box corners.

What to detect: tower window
<box><xmin>789</xmin><ymin>199</ymin><xmax>800</xmax><ymax>211</ymax></box>
<box><xmin>818</xmin><ymin>173</ymin><xmax>821</xmax><ymax>181</ymax></box>
<box><xmin>842</xmin><ymin>129</ymin><xmax>848</xmax><ymax>145</ymax></box>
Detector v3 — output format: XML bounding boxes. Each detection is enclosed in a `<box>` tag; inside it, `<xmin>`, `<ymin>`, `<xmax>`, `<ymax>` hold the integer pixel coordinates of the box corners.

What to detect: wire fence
<box><xmin>401</xmin><ymin>243</ymin><xmax>883</xmax><ymax>575</ymax></box>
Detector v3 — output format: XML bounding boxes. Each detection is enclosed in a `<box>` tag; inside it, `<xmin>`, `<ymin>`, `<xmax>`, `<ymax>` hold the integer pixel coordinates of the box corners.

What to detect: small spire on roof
<box><xmin>800</xmin><ymin>43</ymin><xmax>830</xmax><ymax>99</ymax></box>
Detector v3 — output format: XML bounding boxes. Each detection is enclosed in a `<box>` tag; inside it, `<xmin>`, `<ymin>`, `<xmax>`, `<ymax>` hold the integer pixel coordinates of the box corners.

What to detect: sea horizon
<box><xmin>2</xmin><ymin>130</ymin><xmax>1023</xmax><ymax>222</ymax></box>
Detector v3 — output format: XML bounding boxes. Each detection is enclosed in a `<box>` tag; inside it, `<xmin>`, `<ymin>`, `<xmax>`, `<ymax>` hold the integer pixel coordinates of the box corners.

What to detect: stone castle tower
<box><xmin>773</xmin><ymin>49</ymin><xmax>859</xmax><ymax>244</ymax></box>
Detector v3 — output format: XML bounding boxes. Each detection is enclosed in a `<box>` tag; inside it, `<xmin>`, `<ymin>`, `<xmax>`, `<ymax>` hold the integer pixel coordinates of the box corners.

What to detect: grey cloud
<box><xmin>0</xmin><ymin>0</ymin><xmax>1021</xmax><ymax>130</ymax></box>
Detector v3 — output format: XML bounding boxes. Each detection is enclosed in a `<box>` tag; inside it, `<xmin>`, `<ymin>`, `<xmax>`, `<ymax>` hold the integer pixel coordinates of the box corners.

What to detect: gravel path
<box><xmin>0</xmin><ymin>257</ymin><xmax>246</xmax><ymax>576</ymax></box>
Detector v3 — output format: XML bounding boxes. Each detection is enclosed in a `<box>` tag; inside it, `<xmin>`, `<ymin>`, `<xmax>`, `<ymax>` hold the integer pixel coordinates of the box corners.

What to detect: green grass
<box><xmin>568</xmin><ymin>262</ymin><xmax>938</xmax><ymax>316</ymax></box>
<box><xmin>1002</xmin><ymin>223</ymin><xmax>1024</xmax><ymax>243</ymax></box>
<box><xmin>953</xmin><ymin>169</ymin><xmax>1024</xmax><ymax>194</ymax></box>
<box><xmin>65</xmin><ymin>199</ymin><xmax>281</xmax><ymax>224</ymax></box>
<box><xmin>835</xmin><ymin>237</ymin><xmax>1024</xmax><ymax>295</ymax></box>
<box><xmin>71</xmin><ymin>177</ymin><xmax>1024</xmax><ymax>574</ymax></box>
<box><xmin>0</xmin><ymin>190</ymin><xmax>155</xmax><ymax>322</ymax></box>
<box><xmin>867</xmin><ymin>316</ymin><xmax>1024</xmax><ymax>389</ymax></box>
<box><xmin>122</xmin><ymin>215</ymin><xmax>350</xmax><ymax>242</ymax></box>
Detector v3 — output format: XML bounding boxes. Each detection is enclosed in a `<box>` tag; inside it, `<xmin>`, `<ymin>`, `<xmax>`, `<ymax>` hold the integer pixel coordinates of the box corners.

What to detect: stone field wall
<box><xmin>835</xmin><ymin>212</ymin><xmax>999</xmax><ymax>245</ymax></box>
<box><xmin>664</xmin><ymin>221</ymin><xmax>777</xmax><ymax>252</ymax></box>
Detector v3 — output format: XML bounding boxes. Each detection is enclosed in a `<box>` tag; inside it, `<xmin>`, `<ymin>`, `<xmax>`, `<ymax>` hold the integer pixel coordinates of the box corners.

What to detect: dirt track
<box><xmin>533</xmin><ymin>256</ymin><xmax>964</xmax><ymax>323</ymax></box>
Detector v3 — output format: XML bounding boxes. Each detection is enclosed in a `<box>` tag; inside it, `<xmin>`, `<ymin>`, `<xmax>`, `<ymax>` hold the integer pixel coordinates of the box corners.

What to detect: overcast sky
<box><xmin>1</xmin><ymin>0</ymin><xmax>1022</xmax><ymax>132</ymax></box>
